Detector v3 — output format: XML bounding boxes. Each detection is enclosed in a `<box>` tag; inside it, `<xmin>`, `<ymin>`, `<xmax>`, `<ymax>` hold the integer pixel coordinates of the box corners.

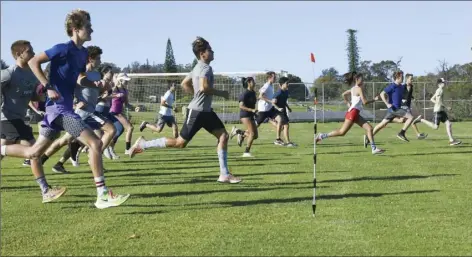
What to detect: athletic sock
<box><xmin>370</xmin><ymin>142</ymin><xmax>377</xmax><ymax>151</ymax></box>
<box><xmin>400</xmin><ymin>129</ymin><xmax>406</xmax><ymax>135</ymax></box>
<box><xmin>125</xmin><ymin>142</ymin><xmax>131</xmax><ymax>150</ymax></box>
<box><xmin>40</xmin><ymin>155</ymin><xmax>49</xmax><ymax>164</ymax></box>
<box><xmin>94</xmin><ymin>176</ymin><xmax>107</xmax><ymax>196</ymax></box>
<box><xmin>69</xmin><ymin>142</ymin><xmax>81</xmax><ymax>161</ymax></box>
<box><xmin>141</xmin><ymin>138</ymin><xmax>167</xmax><ymax>149</ymax></box>
<box><xmin>0</xmin><ymin>145</ymin><xmax>6</xmax><ymax>156</ymax></box>
<box><xmin>319</xmin><ymin>133</ymin><xmax>329</xmax><ymax>140</ymax></box>
<box><xmin>245</xmin><ymin>146</ymin><xmax>251</xmax><ymax>153</ymax></box>
<box><xmin>217</xmin><ymin>149</ymin><xmax>230</xmax><ymax>176</ymax></box>
<box><xmin>36</xmin><ymin>176</ymin><xmax>49</xmax><ymax>194</ymax></box>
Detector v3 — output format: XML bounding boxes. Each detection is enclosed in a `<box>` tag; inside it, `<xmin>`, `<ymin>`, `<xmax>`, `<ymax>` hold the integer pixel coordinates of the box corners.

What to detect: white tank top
<box><xmin>348</xmin><ymin>86</ymin><xmax>363</xmax><ymax>111</ymax></box>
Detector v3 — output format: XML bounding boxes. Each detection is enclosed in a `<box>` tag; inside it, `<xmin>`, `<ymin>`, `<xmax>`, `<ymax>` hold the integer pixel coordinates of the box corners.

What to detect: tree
<box><xmin>370</xmin><ymin>60</ymin><xmax>398</xmax><ymax>82</ymax></box>
<box><xmin>285</xmin><ymin>74</ymin><xmax>309</xmax><ymax>101</ymax></box>
<box><xmin>313</xmin><ymin>67</ymin><xmax>345</xmax><ymax>100</ymax></box>
<box><xmin>436</xmin><ymin>59</ymin><xmax>451</xmax><ymax>81</ymax></box>
<box><xmin>346</xmin><ymin>29</ymin><xmax>360</xmax><ymax>73</ymax></box>
<box><xmin>164</xmin><ymin>38</ymin><xmax>178</xmax><ymax>73</ymax></box>
<box><xmin>1</xmin><ymin>59</ymin><xmax>8</xmax><ymax>69</ymax></box>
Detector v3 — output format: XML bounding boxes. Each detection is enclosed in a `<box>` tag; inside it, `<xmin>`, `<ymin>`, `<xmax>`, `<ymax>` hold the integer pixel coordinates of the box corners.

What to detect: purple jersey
<box><xmin>41</xmin><ymin>40</ymin><xmax>87</xmax><ymax>128</ymax></box>
<box><xmin>110</xmin><ymin>87</ymin><xmax>127</xmax><ymax>114</ymax></box>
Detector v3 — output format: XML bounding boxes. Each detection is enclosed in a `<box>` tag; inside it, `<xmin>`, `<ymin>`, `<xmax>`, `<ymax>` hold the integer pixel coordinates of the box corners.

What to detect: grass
<box><xmin>1</xmin><ymin>121</ymin><xmax>472</xmax><ymax>256</ymax></box>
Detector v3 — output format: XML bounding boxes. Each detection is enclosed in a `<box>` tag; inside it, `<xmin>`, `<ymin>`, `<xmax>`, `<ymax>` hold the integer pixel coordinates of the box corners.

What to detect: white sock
<box><xmin>94</xmin><ymin>176</ymin><xmax>108</xmax><ymax>196</ymax></box>
<box><xmin>141</xmin><ymin>138</ymin><xmax>167</xmax><ymax>149</ymax></box>
<box><xmin>1</xmin><ymin>145</ymin><xmax>6</xmax><ymax>156</ymax></box>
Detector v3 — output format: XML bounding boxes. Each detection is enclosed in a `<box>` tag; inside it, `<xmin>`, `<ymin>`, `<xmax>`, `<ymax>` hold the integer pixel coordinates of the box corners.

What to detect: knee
<box><xmin>175</xmin><ymin>138</ymin><xmax>187</xmax><ymax>149</ymax></box>
<box><xmin>89</xmin><ymin>138</ymin><xmax>103</xmax><ymax>152</ymax></box>
<box><xmin>366</xmin><ymin>124</ymin><xmax>373</xmax><ymax>133</ymax></box>
<box><xmin>220</xmin><ymin>132</ymin><xmax>229</xmax><ymax>144</ymax></box>
<box><xmin>27</xmin><ymin>145</ymin><xmax>44</xmax><ymax>159</ymax></box>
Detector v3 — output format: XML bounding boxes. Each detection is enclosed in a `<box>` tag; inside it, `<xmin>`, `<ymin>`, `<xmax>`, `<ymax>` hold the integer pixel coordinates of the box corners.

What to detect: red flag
<box><xmin>310</xmin><ymin>53</ymin><xmax>316</xmax><ymax>63</ymax></box>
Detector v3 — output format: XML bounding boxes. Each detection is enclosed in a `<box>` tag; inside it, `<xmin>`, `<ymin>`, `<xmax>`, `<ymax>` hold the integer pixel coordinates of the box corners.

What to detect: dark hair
<box><xmin>393</xmin><ymin>70</ymin><xmax>404</xmax><ymax>79</ymax></box>
<box><xmin>87</xmin><ymin>45</ymin><xmax>102</xmax><ymax>60</ymax></box>
<box><xmin>242</xmin><ymin>77</ymin><xmax>255</xmax><ymax>89</ymax></box>
<box><xmin>354</xmin><ymin>73</ymin><xmax>363</xmax><ymax>80</ymax></box>
<box><xmin>100</xmin><ymin>65</ymin><xmax>113</xmax><ymax>78</ymax></box>
<box><xmin>266</xmin><ymin>71</ymin><xmax>276</xmax><ymax>80</ymax></box>
<box><xmin>343</xmin><ymin>71</ymin><xmax>357</xmax><ymax>85</ymax></box>
<box><xmin>192</xmin><ymin>37</ymin><xmax>210</xmax><ymax>59</ymax></box>
<box><xmin>10</xmin><ymin>40</ymin><xmax>31</xmax><ymax>59</ymax></box>
<box><xmin>279</xmin><ymin>77</ymin><xmax>290</xmax><ymax>86</ymax></box>
<box><xmin>65</xmin><ymin>9</ymin><xmax>91</xmax><ymax>37</ymax></box>
<box><xmin>405</xmin><ymin>73</ymin><xmax>413</xmax><ymax>78</ymax></box>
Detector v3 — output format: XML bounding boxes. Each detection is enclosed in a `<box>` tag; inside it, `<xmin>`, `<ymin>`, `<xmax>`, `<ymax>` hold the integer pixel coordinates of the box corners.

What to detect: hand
<box><xmin>173</xmin><ymin>106</ymin><xmax>179</xmax><ymax>113</ymax></box>
<box><xmin>252</xmin><ymin>109</ymin><xmax>258</xmax><ymax>114</ymax></box>
<box><xmin>94</xmin><ymin>81</ymin><xmax>103</xmax><ymax>88</ymax></box>
<box><xmin>37</xmin><ymin>111</ymin><xmax>46</xmax><ymax>117</ymax></box>
<box><xmin>276</xmin><ymin>107</ymin><xmax>284</xmax><ymax>112</ymax></box>
<box><xmin>116</xmin><ymin>93</ymin><xmax>124</xmax><ymax>98</ymax></box>
<box><xmin>287</xmin><ymin>108</ymin><xmax>292</xmax><ymax>113</ymax></box>
<box><xmin>47</xmin><ymin>89</ymin><xmax>60</xmax><ymax>101</ymax></box>
<box><xmin>447</xmin><ymin>106</ymin><xmax>452</xmax><ymax>111</ymax></box>
<box><xmin>271</xmin><ymin>99</ymin><xmax>277</xmax><ymax>104</ymax></box>
<box><xmin>374</xmin><ymin>96</ymin><xmax>379</xmax><ymax>101</ymax></box>
<box><xmin>387</xmin><ymin>103</ymin><xmax>393</xmax><ymax>109</ymax></box>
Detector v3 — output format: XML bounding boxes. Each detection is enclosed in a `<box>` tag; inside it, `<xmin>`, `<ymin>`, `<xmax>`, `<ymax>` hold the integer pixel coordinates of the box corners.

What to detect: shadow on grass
<box><xmin>389</xmin><ymin>151</ymin><xmax>472</xmax><ymax>157</ymax></box>
<box><xmin>122</xmin><ymin>189</ymin><xmax>440</xmax><ymax>215</ymax></box>
<box><xmin>127</xmin><ymin>184</ymin><xmax>329</xmax><ymax>199</ymax></box>
<box><xmin>320</xmin><ymin>173</ymin><xmax>459</xmax><ymax>184</ymax></box>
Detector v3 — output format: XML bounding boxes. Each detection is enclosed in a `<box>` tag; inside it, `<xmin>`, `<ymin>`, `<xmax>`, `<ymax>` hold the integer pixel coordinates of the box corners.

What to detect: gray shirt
<box><xmin>187</xmin><ymin>60</ymin><xmax>214</xmax><ymax>112</ymax></box>
<box><xmin>74</xmin><ymin>71</ymin><xmax>101</xmax><ymax>114</ymax></box>
<box><xmin>1</xmin><ymin>65</ymin><xmax>39</xmax><ymax>121</ymax></box>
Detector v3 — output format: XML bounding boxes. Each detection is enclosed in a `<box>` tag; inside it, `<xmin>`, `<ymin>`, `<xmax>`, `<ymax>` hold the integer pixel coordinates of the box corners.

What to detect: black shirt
<box><xmin>402</xmin><ymin>84</ymin><xmax>414</xmax><ymax>108</ymax></box>
<box><xmin>238</xmin><ymin>89</ymin><xmax>257</xmax><ymax>117</ymax></box>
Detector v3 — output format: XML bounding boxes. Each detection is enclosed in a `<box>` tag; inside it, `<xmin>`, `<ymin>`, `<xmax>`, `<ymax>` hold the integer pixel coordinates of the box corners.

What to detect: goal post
<box><xmin>125</xmin><ymin>71</ymin><xmax>285</xmax><ymax>125</ymax></box>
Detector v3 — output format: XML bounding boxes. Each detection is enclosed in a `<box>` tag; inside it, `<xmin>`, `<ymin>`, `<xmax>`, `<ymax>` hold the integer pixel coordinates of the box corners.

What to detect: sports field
<box><xmin>1</xmin><ymin>122</ymin><xmax>471</xmax><ymax>256</ymax></box>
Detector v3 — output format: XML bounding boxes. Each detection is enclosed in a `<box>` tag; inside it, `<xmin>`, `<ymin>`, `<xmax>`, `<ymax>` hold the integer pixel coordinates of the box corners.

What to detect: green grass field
<box><xmin>1</xmin><ymin>122</ymin><xmax>471</xmax><ymax>256</ymax></box>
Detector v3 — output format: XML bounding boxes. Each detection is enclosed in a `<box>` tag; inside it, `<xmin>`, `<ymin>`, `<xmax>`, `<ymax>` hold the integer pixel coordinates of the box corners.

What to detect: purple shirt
<box><xmin>384</xmin><ymin>83</ymin><xmax>405</xmax><ymax>109</ymax></box>
<box><xmin>42</xmin><ymin>40</ymin><xmax>87</xmax><ymax>127</ymax></box>
<box><xmin>110</xmin><ymin>87</ymin><xmax>127</xmax><ymax>114</ymax></box>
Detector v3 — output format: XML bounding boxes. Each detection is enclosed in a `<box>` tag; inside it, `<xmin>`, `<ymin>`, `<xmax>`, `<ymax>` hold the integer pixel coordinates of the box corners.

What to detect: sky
<box><xmin>1</xmin><ymin>1</ymin><xmax>471</xmax><ymax>82</ymax></box>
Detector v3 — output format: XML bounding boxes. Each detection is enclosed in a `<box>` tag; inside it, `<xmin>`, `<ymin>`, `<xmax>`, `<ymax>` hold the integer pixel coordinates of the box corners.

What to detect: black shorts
<box><xmin>156</xmin><ymin>115</ymin><xmax>176</xmax><ymax>128</ymax></box>
<box><xmin>434</xmin><ymin>111</ymin><xmax>449</xmax><ymax>125</ymax></box>
<box><xmin>180</xmin><ymin>109</ymin><xmax>225</xmax><ymax>142</ymax></box>
<box><xmin>29</xmin><ymin>112</ymin><xmax>44</xmax><ymax>124</ymax></box>
<box><xmin>255</xmin><ymin>107</ymin><xmax>278</xmax><ymax>125</ymax></box>
<box><xmin>276</xmin><ymin>111</ymin><xmax>290</xmax><ymax>125</ymax></box>
<box><xmin>383</xmin><ymin>108</ymin><xmax>408</xmax><ymax>121</ymax></box>
<box><xmin>1</xmin><ymin>119</ymin><xmax>35</xmax><ymax>142</ymax></box>
<box><xmin>240</xmin><ymin>112</ymin><xmax>255</xmax><ymax>119</ymax></box>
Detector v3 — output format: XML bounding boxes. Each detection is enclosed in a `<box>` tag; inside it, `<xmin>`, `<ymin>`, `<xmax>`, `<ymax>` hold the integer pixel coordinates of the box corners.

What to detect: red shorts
<box><xmin>345</xmin><ymin>108</ymin><xmax>360</xmax><ymax>122</ymax></box>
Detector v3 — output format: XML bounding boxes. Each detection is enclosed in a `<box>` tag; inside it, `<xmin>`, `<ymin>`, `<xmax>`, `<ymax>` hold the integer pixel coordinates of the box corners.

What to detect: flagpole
<box><xmin>311</xmin><ymin>52</ymin><xmax>317</xmax><ymax>217</ymax></box>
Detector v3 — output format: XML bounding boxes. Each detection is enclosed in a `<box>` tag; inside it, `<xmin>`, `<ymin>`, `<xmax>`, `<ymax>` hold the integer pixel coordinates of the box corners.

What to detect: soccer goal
<box><xmin>125</xmin><ymin>71</ymin><xmax>287</xmax><ymax>125</ymax></box>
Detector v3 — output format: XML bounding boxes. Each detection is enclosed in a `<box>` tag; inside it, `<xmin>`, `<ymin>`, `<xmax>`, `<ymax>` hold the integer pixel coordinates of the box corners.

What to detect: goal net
<box><xmin>125</xmin><ymin>71</ymin><xmax>287</xmax><ymax>125</ymax></box>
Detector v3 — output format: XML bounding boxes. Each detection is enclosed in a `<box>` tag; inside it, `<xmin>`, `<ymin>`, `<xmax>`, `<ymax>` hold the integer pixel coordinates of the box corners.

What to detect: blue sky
<box><xmin>1</xmin><ymin>1</ymin><xmax>471</xmax><ymax>82</ymax></box>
